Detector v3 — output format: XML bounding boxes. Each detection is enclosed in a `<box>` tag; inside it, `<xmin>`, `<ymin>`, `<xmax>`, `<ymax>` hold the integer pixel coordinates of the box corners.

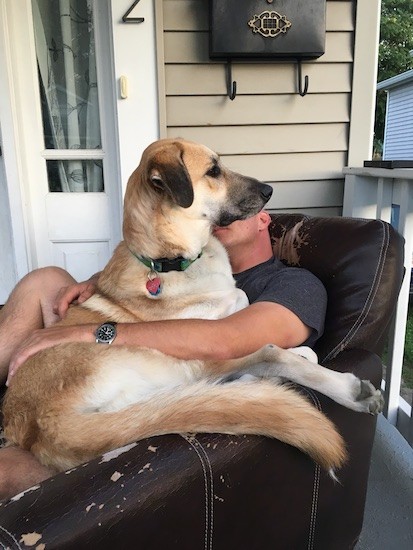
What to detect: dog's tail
<box><xmin>39</xmin><ymin>380</ymin><xmax>346</xmax><ymax>473</ymax></box>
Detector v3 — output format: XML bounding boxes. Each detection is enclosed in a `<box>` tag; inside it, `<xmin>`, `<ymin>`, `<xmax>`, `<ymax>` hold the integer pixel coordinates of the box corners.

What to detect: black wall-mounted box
<box><xmin>209</xmin><ymin>0</ymin><xmax>326</xmax><ymax>60</ymax></box>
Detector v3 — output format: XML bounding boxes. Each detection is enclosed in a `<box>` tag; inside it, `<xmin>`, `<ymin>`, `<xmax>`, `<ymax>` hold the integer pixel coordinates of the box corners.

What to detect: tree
<box><xmin>374</xmin><ymin>0</ymin><xmax>413</xmax><ymax>155</ymax></box>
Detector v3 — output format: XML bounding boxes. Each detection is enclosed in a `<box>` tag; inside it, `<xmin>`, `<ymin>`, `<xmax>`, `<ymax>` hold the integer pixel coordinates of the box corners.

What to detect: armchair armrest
<box><xmin>324</xmin><ymin>348</ymin><xmax>383</xmax><ymax>389</ymax></box>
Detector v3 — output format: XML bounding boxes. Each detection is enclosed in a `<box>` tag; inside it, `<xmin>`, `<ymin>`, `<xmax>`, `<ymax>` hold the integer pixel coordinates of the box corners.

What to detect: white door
<box><xmin>1</xmin><ymin>0</ymin><xmax>158</xmax><ymax>283</ymax></box>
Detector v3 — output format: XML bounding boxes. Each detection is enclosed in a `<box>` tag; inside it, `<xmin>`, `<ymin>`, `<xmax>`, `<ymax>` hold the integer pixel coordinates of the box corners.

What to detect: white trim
<box><xmin>344</xmin><ymin>166</ymin><xmax>413</xmax><ymax>180</ymax></box>
<box><xmin>347</xmin><ymin>0</ymin><xmax>382</xmax><ymax>166</ymax></box>
<box><xmin>0</xmin><ymin>0</ymin><xmax>31</xmax><ymax>278</ymax></box>
<box><xmin>377</xmin><ymin>68</ymin><xmax>413</xmax><ymax>91</ymax></box>
<box><xmin>343</xmin><ymin>167</ymin><xmax>413</xmax><ymax>444</ymax></box>
<box><xmin>0</xmin><ymin>123</ymin><xmax>16</xmax><ymax>303</ymax></box>
<box><xmin>3</xmin><ymin>0</ymin><xmax>50</xmax><ymax>269</ymax></box>
<box><xmin>94</xmin><ymin>0</ymin><xmax>123</xmax><ymax>235</ymax></box>
<box><xmin>155</xmin><ymin>0</ymin><xmax>167</xmax><ymax>138</ymax></box>
<box><xmin>110</xmin><ymin>0</ymin><xmax>159</xmax><ymax>196</ymax></box>
<box><xmin>41</xmin><ymin>150</ymin><xmax>106</xmax><ymax>160</ymax></box>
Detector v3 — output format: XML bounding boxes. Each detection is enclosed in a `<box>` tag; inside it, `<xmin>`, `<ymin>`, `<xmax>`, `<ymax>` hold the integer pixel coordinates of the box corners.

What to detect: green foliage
<box><xmin>403</xmin><ymin>306</ymin><xmax>413</xmax><ymax>389</ymax></box>
<box><xmin>374</xmin><ymin>0</ymin><xmax>413</xmax><ymax>152</ymax></box>
<box><xmin>382</xmin><ymin>306</ymin><xmax>413</xmax><ymax>390</ymax></box>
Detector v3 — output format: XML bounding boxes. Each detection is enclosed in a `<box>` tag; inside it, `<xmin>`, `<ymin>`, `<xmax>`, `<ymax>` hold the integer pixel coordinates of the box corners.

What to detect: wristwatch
<box><xmin>95</xmin><ymin>322</ymin><xmax>117</xmax><ymax>344</ymax></box>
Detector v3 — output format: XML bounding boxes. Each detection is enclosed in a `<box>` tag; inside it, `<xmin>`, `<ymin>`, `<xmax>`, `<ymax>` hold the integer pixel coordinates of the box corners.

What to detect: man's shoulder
<box><xmin>235</xmin><ymin>256</ymin><xmax>326</xmax><ymax>304</ymax></box>
<box><xmin>238</xmin><ymin>257</ymin><xmax>319</xmax><ymax>283</ymax></box>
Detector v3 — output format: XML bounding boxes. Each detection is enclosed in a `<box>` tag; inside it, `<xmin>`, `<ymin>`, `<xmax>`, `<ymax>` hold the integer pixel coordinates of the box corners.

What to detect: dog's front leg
<box><xmin>207</xmin><ymin>344</ymin><xmax>384</xmax><ymax>414</ymax></box>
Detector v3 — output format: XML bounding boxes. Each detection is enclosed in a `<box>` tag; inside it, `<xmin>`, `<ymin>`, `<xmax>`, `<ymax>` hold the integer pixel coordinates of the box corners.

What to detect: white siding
<box><xmin>156</xmin><ymin>0</ymin><xmax>356</xmax><ymax>216</ymax></box>
<box><xmin>383</xmin><ymin>83</ymin><xmax>413</xmax><ymax>160</ymax></box>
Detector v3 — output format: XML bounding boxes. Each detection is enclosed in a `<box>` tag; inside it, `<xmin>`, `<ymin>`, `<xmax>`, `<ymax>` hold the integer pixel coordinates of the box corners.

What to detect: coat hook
<box><xmin>226</xmin><ymin>60</ymin><xmax>237</xmax><ymax>100</ymax></box>
<box><xmin>296</xmin><ymin>60</ymin><xmax>309</xmax><ymax>97</ymax></box>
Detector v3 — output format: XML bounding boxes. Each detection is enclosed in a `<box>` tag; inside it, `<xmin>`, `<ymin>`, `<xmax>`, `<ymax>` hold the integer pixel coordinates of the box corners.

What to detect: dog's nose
<box><xmin>260</xmin><ymin>183</ymin><xmax>273</xmax><ymax>203</ymax></box>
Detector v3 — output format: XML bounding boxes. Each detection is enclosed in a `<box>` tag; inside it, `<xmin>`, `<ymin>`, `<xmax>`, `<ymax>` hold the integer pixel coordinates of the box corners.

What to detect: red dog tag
<box><xmin>146</xmin><ymin>277</ymin><xmax>161</xmax><ymax>296</ymax></box>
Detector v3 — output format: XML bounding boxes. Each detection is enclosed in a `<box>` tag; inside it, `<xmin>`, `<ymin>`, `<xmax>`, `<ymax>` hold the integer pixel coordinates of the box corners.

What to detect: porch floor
<box><xmin>356</xmin><ymin>415</ymin><xmax>413</xmax><ymax>549</ymax></box>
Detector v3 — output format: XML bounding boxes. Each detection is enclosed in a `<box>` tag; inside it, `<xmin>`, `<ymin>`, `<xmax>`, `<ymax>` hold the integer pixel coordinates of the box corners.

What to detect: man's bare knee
<box><xmin>14</xmin><ymin>267</ymin><xmax>75</xmax><ymax>325</ymax></box>
<box><xmin>20</xmin><ymin>266</ymin><xmax>75</xmax><ymax>294</ymax></box>
<box><xmin>0</xmin><ymin>266</ymin><xmax>76</xmax><ymax>381</ymax></box>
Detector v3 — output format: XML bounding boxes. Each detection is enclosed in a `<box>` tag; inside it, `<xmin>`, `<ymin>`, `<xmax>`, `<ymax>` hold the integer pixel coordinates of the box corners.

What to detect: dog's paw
<box><xmin>354</xmin><ymin>379</ymin><xmax>384</xmax><ymax>414</ymax></box>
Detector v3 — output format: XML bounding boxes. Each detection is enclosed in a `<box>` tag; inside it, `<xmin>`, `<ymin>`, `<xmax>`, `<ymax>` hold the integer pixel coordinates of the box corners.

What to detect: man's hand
<box><xmin>6</xmin><ymin>325</ymin><xmax>93</xmax><ymax>386</ymax></box>
<box><xmin>53</xmin><ymin>273</ymin><xmax>100</xmax><ymax>319</ymax></box>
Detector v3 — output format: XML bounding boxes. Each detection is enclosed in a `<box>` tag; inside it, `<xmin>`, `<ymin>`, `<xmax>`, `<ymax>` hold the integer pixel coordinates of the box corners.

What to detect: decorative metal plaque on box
<box><xmin>209</xmin><ymin>0</ymin><xmax>326</xmax><ymax>98</ymax></box>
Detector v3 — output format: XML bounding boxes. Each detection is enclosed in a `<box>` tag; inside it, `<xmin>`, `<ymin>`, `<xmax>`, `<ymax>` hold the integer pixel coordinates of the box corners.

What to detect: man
<box><xmin>0</xmin><ymin>211</ymin><xmax>327</xmax><ymax>498</ymax></box>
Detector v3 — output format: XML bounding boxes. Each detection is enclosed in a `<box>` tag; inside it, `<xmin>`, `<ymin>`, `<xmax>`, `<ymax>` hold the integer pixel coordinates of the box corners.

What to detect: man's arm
<box><xmin>7</xmin><ymin>302</ymin><xmax>310</xmax><ymax>383</ymax></box>
<box><xmin>114</xmin><ymin>302</ymin><xmax>311</xmax><ymax>360</ymax></box>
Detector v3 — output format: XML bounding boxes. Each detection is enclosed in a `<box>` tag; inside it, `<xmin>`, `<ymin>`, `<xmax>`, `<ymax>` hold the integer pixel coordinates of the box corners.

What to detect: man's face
<box><xmin>212</xmin><ymin>211</ymin><xmax>269</xmax><ymax>251</ymax></box>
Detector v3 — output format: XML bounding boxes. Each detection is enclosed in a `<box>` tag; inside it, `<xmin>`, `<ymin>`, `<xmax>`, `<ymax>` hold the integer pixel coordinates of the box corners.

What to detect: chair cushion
<box><xmin>269</xmin><ymin>214</ymin><xmax>405</xmax><ymax>363</ymax></box>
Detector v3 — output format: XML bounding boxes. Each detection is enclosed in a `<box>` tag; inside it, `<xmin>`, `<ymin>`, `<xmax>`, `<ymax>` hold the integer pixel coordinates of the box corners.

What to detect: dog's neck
<box><xmin>125</xmin><ymin>211</ymin><xmax>212</xmax><ymax>262</ymax></box>
<box><xmin>129</xmin><ymin>250</ymin><xmax>203</xmax><ymax>273</ymax></box>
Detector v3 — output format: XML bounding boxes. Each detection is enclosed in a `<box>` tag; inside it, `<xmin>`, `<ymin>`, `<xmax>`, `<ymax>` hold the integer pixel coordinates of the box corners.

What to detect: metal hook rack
<box><xmin>225</xmin><ymin>59</ymin><xmax>310</xmax><ymax>99</ymax></box>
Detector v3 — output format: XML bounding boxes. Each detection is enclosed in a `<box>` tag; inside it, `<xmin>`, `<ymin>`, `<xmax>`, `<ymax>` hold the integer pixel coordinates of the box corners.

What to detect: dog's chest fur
<box><xmin>82</xmin><ymin>236</ymin><xmax>248</xmax><ymax>323</ymax></box>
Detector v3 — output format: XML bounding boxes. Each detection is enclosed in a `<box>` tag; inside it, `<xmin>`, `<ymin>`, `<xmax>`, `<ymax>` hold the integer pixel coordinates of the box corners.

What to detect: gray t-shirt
<box><xmin>234</xmin><ymin>257</ymin><xmax>327</xmax><ymax>347</ymax></box>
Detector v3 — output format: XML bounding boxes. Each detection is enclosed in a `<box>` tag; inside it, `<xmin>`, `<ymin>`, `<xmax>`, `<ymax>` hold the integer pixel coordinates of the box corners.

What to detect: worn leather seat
<box><xmin>0</xmin><ymin>214</ymin><xmax>404</xmax><ymax>550</ymax></box>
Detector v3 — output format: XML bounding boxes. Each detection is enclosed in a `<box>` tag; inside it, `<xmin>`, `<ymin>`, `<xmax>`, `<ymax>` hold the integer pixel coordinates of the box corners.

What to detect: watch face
<box><xmin>96</xmin><ymin>322</ymin><xmax>117</xmax><ymax>344</ymax></box>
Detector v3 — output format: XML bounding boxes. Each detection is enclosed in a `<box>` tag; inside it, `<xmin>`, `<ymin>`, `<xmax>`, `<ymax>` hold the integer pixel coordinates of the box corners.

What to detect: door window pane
<box><xmin>32</xmin><ymin>0</ymin><xmax>103</xmax><ymax>192</ymax></box>
<box><xmin>46</xmin><ymin>159</ymin><xmax>103</xmax><ymax>192</ymax></box>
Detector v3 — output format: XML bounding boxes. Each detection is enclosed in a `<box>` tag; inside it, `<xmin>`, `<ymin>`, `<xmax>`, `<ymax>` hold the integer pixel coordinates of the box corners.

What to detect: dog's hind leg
<box><xmin>206</xmin><ymin>344</ymin><xmax>384</xmax><ymax>414</ymax></box>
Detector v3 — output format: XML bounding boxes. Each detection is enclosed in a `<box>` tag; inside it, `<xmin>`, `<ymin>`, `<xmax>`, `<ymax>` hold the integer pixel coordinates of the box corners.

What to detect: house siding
<box><xmin>156</xmin><ymin>0</ymin><xmax>355</xmax><ymax>216</ymax></box>
<box><xmin>383</xmin><ymin>83</ymin><xmax>413</xmax><ymax>160</ymax></box>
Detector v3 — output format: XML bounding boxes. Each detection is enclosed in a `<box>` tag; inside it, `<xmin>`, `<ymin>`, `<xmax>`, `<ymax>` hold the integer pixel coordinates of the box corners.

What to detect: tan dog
<box><xmin>3</xmin><ymin>139</ymin><xmax>383</xmax><ymax>476</ymax></box>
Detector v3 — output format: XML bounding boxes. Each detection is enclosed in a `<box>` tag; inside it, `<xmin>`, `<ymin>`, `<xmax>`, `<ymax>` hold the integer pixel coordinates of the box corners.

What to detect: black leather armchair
<box><xmin>0</xmin><ymin>214</ymin><xmax>404</xmax><ymax>550</ymax></box>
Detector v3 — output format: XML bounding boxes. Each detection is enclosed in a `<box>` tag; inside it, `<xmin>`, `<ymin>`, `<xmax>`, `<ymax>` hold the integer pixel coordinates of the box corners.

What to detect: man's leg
<box><xmin>0</xmin><ymin>266</ymin><xmax>76</xmax><ymax>383</ymax></box>
<box><xmin>0</xmin><ymin>447</ymin><xmax>53</xmax><ymax>500</ymax></box>
<box><xmin>0</xmin><ymin>267</ymin><xmax>75</xmax><ymax>500</ymax></box>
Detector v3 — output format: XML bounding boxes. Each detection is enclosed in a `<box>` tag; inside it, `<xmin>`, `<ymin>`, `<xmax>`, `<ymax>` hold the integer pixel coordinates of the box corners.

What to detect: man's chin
<box><xmin>212</xmin><ymin>226</ymin><xmax>230</xmax><ymax>245</ymax></box>
<box><xmin>212</xmin><ymin>225</ymin><xmax>228</xmax><ymax>235</ymax></box>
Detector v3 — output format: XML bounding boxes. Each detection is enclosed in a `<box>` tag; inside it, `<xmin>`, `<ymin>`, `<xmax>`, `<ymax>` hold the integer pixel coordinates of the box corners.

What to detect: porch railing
<box><xmin>343</xmin><ymin>166</ymin><xmax>413</xmax><ymax>446</ymax></box>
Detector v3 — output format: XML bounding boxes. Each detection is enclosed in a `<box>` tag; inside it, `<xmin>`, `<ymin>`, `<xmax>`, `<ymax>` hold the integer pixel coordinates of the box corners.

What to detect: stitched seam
<box><xmin>180</xmin><ymin>435</ymin><xmax>209</xmax><ymax>550</ymax></box>
<box><xmin>0</xmin><ymin>526</ymin><xmax>23</xmax><ymax>550</ymax></box>
<box><xmin>180</xmin><ymin>435</ymin><xmax>213</xmax><ymax>550</ymax></box>
<box><xmin>342</xmin><ymin>222</ymin><xmax>389</xmax><ymax>343</ymax></box>
<box><xmin>323</xmin><ymin>221</ymin><xmax>389</xmax><ymax>362</ymax></box>
<box><xmin>325</xmin><ymin>220</ymin><xmax>389</xmax><ymax>360</ymax></box>
<box><xmin>308</xmin><ymin>464</ymin><xmax>321</xmax><ymax>550</ymax></box>
<box><xmin>192</xmin><ymin>437</ymin><xmax>214</xmax><ymax>550</ymax></box>
<box><xmin>300</xmin><ymin>388</ymin><xmax>322</xmax><ymax>550</ymax></box>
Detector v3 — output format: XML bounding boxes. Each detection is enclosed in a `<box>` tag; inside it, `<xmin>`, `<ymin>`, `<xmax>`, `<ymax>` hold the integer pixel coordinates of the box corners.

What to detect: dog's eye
<box><xmin>206</xmin><ymin>164</ymin><xmax>221</xmax><ymax>178</ymax></box>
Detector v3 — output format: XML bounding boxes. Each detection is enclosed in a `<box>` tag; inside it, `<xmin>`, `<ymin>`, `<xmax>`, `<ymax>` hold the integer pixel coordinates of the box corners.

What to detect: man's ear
<box><xmin>148</xmin><ymin>143</ymin><xmax>194</xmax><ymax>208</ymax></box>
<box><xmin>258</xmin><ymin>210</ymin><xmax>271</xmax><ymax>231</ymax></box>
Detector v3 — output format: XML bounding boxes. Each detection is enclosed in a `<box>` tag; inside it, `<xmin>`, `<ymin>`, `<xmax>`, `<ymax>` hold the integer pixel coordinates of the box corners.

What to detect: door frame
<box><xmin>110</xmin><ymin>0</ymin><xmax>160</xmax><ymax>194</ymax></box>
<box><xmin>0</xmin><ymin>0</ymin><xmax>31</xmax><ymax>282</ymax></box>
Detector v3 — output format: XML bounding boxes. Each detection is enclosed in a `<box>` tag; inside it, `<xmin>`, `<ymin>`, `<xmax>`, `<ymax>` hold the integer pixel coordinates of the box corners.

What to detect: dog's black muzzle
<box><xmin>259</xmin><ymin>183</ymin><xmax>273</xmax><ymax>204</ymax></box>
<box><xmin>215</xmin><ymin>178</ymin><xmax>273</xmax><ymax>227</ymax></box>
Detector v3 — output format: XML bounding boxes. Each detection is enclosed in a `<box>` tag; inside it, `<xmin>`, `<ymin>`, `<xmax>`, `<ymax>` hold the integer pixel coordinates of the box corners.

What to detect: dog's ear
<box><xmin>148</xmin><ymin>144</ymin><xmax>194</xmax><ymax>208</ymax></box>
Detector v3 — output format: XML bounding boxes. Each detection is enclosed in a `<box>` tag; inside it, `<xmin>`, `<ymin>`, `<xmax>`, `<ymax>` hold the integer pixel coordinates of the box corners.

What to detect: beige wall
<box><xmin>156</xmin><ymin>0</ymin><xmax>356</xmax><ymax>216</ymax></box>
